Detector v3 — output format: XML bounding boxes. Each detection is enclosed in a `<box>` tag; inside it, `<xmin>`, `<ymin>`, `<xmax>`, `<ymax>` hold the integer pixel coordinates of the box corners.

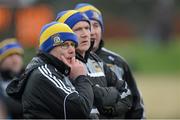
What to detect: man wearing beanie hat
<box><xmin>0</xmin><ymin>38</ymin><xmax>24</xmax><ymax>118</ymax></box>
<box><xmin>6</xmin><ymin>22</ymin><xmax>94</xmax><ymax>119</ymax></box>
<box><xmin>56</xmin><ymin>10</ymin><xmax>133</xmax><ymax>119</ymax></box>
<box><xmin>0</xmin><ymin>38</ymin><xmax>24</xmax><ymax>81</ymax></box>
<box><xmin>75</xmin><ymin>3</ymin><xmax>145</xmax><ymax>119</ymax></box>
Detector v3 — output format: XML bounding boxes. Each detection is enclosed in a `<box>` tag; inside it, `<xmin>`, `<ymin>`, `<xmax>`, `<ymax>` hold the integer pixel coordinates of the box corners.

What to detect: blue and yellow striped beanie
<box><xmin>0</xmin><ymin>38</ymin><xmax>24</xmax><ymax>62</ymax></box>
<box><xmin>39</xmin><ymin>21</ymin><xmax>78</xmax><ymax>52</ymax></box>
<box><xmin>75</xmin><ymin>3</ymin><xmax>104</xmax><ymax>31</ymax></box>
<box><xmin>55</xmin><ymin>10</ymin><xmax>90</xmax><ymax>29</ymax></box>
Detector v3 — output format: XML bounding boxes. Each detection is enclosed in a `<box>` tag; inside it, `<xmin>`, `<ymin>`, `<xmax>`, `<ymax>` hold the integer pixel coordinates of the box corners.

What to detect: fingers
<box><xmin>71</xmin><ymin>57</ymin><xmax>76</xmax><ymax>64</ymax></box>
<box><xmin>60</xmin><ymin>56</ymin><xmax>71</xmax><ymax>67</ymax></box>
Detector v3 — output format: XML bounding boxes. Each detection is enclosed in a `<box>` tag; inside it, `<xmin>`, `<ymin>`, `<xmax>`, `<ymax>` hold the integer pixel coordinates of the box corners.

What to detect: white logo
<box><xmin>92</xmin><ymin>11</ymin><xmax>99</xmax><ymax>19</ymax></box>
<box><xmin>54</xmin><ymin>36</ymin><xmax>61</xmax><ymax>43</ymax></box>
<box><xmin>52</xmin><ymin>34</ymin><xmax>62</xmax><ymax>46</ymax></box>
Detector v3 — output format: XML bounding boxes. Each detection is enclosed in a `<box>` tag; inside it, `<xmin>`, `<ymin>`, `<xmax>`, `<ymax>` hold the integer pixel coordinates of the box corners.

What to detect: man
<box><xmin>6</xmin><ymin>22</ymin><xmax>94</xmax><ymax>119</ymax></box>
<box><xmin>0</xmin><ymin>86</ymin><xmax>8</xmax><ymax>119</ymax></box>
<box><xmin>0</xmin><ymin>38</ymin><xmax>24</xmax><ymax>118</ymax></box>
<box><xmin>75</xmin><ymin>3</ymin><xmax>145</xmax><ymax>119</ymax></box>
<box><xmin>56</xmin><ymin>10</ymin><xmax>132</xmax><ymax>119</ymax></box>
<box><xmin>0</xmin><ymin>38</ymin><xmax>24</xmax><ymax>89</ymax></box>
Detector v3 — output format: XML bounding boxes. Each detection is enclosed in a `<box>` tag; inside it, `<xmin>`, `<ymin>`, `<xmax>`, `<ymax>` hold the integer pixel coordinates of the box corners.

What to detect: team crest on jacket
<box><xmin>92</xmin><ymin>61</ymin><xmax>102</xmax><ymax>72</ymax></box>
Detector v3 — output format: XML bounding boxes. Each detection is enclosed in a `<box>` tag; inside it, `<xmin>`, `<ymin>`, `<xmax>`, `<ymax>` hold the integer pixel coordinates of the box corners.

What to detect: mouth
<box><xmin>66</xmin><ymin>57</ymin><xmax>72</xmax><ymax>63</ymax></box>
<box><xmin>91</xmin><ymin>38</ymin><xmax>95</xmax><ymax>42</ymax></box>
<box><xmin>80</xmin><ymin>40</ymin><xmax>89</xmax><ymax>45</ymax></box>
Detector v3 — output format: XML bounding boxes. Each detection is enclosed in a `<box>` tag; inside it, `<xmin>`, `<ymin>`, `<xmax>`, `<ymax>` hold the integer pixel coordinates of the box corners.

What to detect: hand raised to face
<box><xmin>60</xmin><ymin>56</ymin><xmax>87</xmax><ymax>80</ymax></box>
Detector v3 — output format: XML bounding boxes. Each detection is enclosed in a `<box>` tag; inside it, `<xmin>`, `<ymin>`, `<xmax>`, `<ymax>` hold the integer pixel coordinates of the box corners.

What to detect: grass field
<box><xmin>136</xmin><ymin>74</ymin><xmax>180</xmax><ymax>118</ymax></box>
<box><xmin>23</xmin><ymin>38</ymin><xmax>180</xmax><ymax>118</ymax></box>
<box><xmin>105</xmin><ymin>38</ymin><xmax>180</xmax><ymax>74</ymax></box>
<box><xmin>104</xmin><ymin>38</ymin><xmax>180</xmax><ymax>118</ymax></box>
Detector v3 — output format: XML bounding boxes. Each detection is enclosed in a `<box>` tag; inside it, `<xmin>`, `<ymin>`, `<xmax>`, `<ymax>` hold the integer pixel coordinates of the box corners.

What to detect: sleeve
<box><xmin>121</xmin><ymin>60</ymin><xmax>145</xmax><ymax>119</ymax></box>
<box><xmin>22</xmin><ymin>69</ymin><xmax>94</xmax><ymax>119</ymax></box>
<box><xmin>95</xmin><ymin>64</ymin><xmax>133</xmax><ymax>118</ymax></box>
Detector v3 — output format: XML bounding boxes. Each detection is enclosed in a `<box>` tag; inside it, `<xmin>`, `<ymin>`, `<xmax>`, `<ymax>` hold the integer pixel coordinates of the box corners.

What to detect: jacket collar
<box><xmin>37</xmin><ymin>51</ymin><xmax>70</xmax><ymax>76</ymax></box>
<box><xmin>76</xmin><ymin>40</ymin><xmax>95</xmax><ymax>63</ymax></box>
<box><xmin>95</xmin><ymin>39</ymin><xmax>104</xmax><ymax>55</ymax></box>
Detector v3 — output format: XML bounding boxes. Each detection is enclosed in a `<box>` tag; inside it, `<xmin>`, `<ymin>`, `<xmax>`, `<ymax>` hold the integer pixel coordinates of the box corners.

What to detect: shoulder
<box><xmin>101</xmin><ymin>47</ymin><xmax>128</xmax><ymax>63</ymax></box>
<box><xmin>28</xmin><ymin>64</ymin><xmax>58</xmax><ymax>83</ymax></box>
<box><xmin>36</xmin><ymin>64</ymin><xmax>63</xmax><ymax>80</ymax></box>
<box><xmin>89</xmin><ymin>52</ymin><xmax>103</xmax><ymax>62</ymax></box>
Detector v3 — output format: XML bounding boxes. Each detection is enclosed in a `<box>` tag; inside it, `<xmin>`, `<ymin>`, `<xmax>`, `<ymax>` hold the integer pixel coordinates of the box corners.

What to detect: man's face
<box><xmin>72</xmin><ymin>21</ymin><xmax>91</xmax><ymax>54</ymax></box>
<box><xmin>0</xmin><ymin>54</ymin><xmax>23</xmax><ymax>74</ymax></box>
<box><xmin>49</xmin><ymin>41</ymin><xmax>76</xmax><ymax>64</ymax></box>
<box><xmin>90</xmin><ymin>20</ymin><xmax>102</xmax><ymax>52</ymax></box>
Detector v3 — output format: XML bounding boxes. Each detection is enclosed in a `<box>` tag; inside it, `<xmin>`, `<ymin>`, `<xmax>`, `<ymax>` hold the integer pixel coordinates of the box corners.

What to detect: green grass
<box><xmin>23</xmin><ymin>38</ymin><xmax>180</xmax><ymax>74</ymax></box>
<box><xmin>23</xmin><ymin>47</ymin><xmax>36</xmax><ymax>65</ymax></box>
<box><xmin>105</xmin><ymin>38</ymin><xmax>180</xmax><ymax>74</ymax></box>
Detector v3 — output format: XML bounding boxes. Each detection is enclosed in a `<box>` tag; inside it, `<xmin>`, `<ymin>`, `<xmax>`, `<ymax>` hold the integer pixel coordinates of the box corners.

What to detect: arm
<box><xmin>93</xmin><ymin>64</ymin><xmax>133</xmax><ymax>117</ymax></box>
<box><xmin>122</xmin><ymin>61</ymin><xmax>145</xmax><ymax>119</ymax></box>
<box><xmin>22</xmin><ymin>68</ymin><xmax>94</xmax><ymax>119</ymax></box>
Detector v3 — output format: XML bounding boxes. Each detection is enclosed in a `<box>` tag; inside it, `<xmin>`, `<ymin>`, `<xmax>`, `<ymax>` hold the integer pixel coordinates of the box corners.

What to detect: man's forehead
<box><xmin>73</xmin><ymin>21</ymin><xmax>90</xmax><ymax>28</ymax></box>
<box><xmin>91</xmin><ymin>20</ymin><xmax>100</xmax><ymax>25</ymax></box>
<box><xmin>63</xmin><ymin>41</ymin><xmax>74</xmax><ymax>44</ymax></box>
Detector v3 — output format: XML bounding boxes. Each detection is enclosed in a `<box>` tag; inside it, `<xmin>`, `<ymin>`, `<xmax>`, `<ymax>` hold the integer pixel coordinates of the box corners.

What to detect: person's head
<box><xmin>0</xmin><ymin>38</ymin><xmax>24</xmax><ymax>75</ymax></box>
<box><xmin>39</xmin><ymin>21</ymin><xmax>78</xmax><ymax>63</ymax></box>
<box><xmin>56</xmin><ymin>10</ymin><xmax>91</xmax><ymax>57</ymax></box>
<box><xmin>75</xmin><ymin>3</ymin><xmax>104</xmax><ymax>52</ymax></box>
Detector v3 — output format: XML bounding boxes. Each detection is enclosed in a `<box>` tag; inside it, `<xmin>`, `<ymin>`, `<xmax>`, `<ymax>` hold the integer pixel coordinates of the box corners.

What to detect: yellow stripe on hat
<box><xmin>0</xmin><ymin>48</ymin><xmax>24</xmax><ymax>62</ymax></box>
<box><xmin>57</xmin><ymin>10</ymin><xmax>78</xmax><ymax>23</ymax></box>
<box><xmin>39</xmin><ymin>23</ymin><xmax>74</xmax><ymax>46</ymax></box>
<box><xmin>0</xmin><ymin>38</ymin><xmax>17</xmax><ymax>48</ymax></box>
<box><xmin>76</xmin><ymin>5</ymin><xmax>101</xmax><ymax>15</ymax></box>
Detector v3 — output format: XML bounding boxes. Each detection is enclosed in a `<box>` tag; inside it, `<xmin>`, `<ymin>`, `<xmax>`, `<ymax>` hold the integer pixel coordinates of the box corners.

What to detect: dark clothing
<box><xmin>0</xmin><ymin>69</ymin><xmax>23</xmax><ymax>118</ymax></box>
<box><xmin>76</xmin><ymin>52</ymin><xmax>133</xmax><ymax>118</ymax></box>
<box><xmin>95</xmin><ymin>42</ymin><xmax>145</xmax><ymax>119</ymax></box>
<box><xmin>6</xmin><ymin>52</ymin><xmax>94</xmax><ymax>119</ymax></box>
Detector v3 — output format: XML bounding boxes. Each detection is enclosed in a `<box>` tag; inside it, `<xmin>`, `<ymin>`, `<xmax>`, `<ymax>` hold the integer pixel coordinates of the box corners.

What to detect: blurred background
<box><xmin>0</xmin><ymin>0</ymin><xmax>180</xmax><ymax>118</ymax></box>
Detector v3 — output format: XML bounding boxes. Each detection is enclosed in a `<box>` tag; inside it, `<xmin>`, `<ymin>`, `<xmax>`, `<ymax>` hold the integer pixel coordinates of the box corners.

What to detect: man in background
<box><xmin>75</xmin><ymin>3</ymin><xmax>145</xmax><ymax>119</ymax></box>
<box><xmin>0</xmin><ymin>38</ymin><xmax>24</xmax><ymax>118</ymax></box>
<box><xmin>56</xmin><ymin>10</ymin><xmax>133</xmax><ymax>119</ymax></box>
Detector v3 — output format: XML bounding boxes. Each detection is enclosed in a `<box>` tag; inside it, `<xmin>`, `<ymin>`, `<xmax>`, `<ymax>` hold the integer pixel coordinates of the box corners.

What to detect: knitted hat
<box><xmin>0</xmin><ymin>38</ymin><xmax>24</xmax><ymax>62</ymax></box>
<box><xmin>56</xmin><ymin>10</ymin><xmax>90</xmax><ymax>29</ymax></box>
<box><xmin>39</xmin><ymin>21</ymin><xmax>78</xmax><ymax>52</ymax></box>
<box><xmin>75</xmin><ymin>3</ymin><xmax>104</xmax><ymax>31</ymax></box>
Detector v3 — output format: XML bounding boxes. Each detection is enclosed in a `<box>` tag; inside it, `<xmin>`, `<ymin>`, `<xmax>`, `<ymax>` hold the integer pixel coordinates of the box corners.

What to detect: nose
<box><xmin>90</xmin><ymin>26</ymin><xmax>95</xmax><ymax>37</ymax></box>
<box><xmin>68</xmin><ymin>45</ymin><xmax>75</xmax><ymax>55</ymax></box>
<box><xmin>82</xmin><ymin>28</ymin><xmax>90</xmax><ymax>36</ymax></box>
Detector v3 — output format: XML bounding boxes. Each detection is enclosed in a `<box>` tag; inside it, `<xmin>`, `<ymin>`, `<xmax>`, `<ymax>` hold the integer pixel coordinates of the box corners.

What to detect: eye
<box><xmin>70</xmin><ymin>42</ymin><xmax>76</xmax><ymax>48</ymax></box>
<box><xmin>60</xmin><ymin>42</ymin><xmax>76</xmax><ymax>49</ymax></box>
<box><xmin>60</xmin><ymin>43</ymin><xmax>69</xmax><ymax>49</ymax></box>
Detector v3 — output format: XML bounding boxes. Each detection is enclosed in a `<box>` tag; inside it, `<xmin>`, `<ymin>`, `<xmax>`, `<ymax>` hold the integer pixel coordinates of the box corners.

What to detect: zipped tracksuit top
<box><xmin>95</xmin><ymin>40</ymin><xmax>145</xmax><ymax>119</ymax></box>
<box><xmin>6</xmin><ymin>52</ymin><xmax>94</xmax><ymax>119</ymax></box>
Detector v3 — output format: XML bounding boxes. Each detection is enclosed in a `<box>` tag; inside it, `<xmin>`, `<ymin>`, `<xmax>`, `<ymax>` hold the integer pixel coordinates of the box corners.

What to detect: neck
<box><xmin>38</xmin><ymin>52</ymin><xmax>70</xmax><ymax>76</ymax></box>
<box><xmin>76</xmin><ymin>50</ymin><xmax>85</xmax><ymax>58</ymax></box>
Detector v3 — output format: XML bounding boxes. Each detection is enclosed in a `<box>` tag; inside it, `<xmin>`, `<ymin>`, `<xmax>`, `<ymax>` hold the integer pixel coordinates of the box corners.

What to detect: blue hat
<box><xmin>75</xmin><ymin>3</ymin><xmax>104</xmax><ymax>31</ymax></box>
<box><xmin>39</xmin><ymin>21</ymin><xmax>78</xmax><ymax>52</ymax></box>
<box><xmin>56</xmin><ymin>10</ymin><xmax>90</xmax><ymax>29</ymax></box>
<box><xmin>0</xmin><ymin>38</ymin><xmax>24</xmax><ymax>62</ymax></box>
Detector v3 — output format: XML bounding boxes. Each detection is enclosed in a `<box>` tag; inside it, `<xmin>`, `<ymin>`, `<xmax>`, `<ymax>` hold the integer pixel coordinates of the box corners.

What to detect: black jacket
<box><xmin>95</xmin><ymin>40</ymin><xmax>145</xmax><ymax>119</ymax></box>
<box><xmin>6</xmin><ymin>52</ymin><xmax>94</xmax><ymax>119</ymax></box>
<box><xmin>0</xmin><ymin>68</ymin><xmax>23</xmax><ymax>118</ymax></box>
<box><xmin>76</xmin><ymin>51</ymin><xmax>133</xmax><ymax>118</ymax></box>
